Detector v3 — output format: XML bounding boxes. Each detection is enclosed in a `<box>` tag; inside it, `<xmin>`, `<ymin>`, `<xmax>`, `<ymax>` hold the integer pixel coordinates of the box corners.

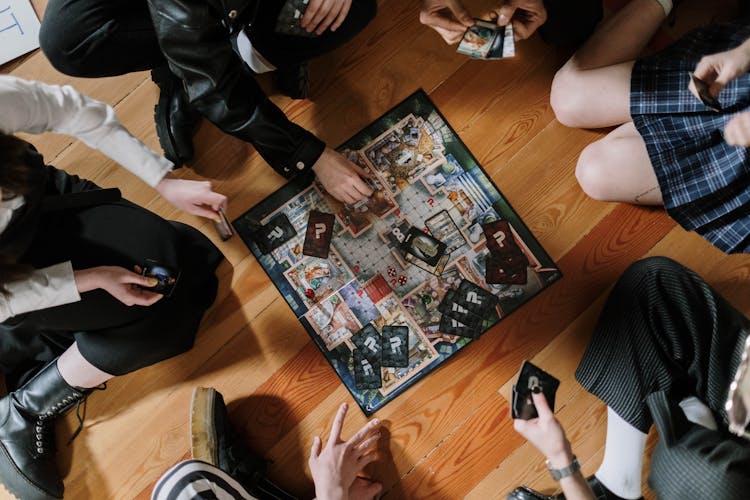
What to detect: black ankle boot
<box><xmin>507</xmin><ymin>476</ymin><xmax>644</xmax><ymax>500</ymax></box>
<box><xmin>0</xmin><ymin>360</ymin><xmax>86</xmax><ymax>499</ymax></box>
<box><xmin>275</xmin><ymin>62</ymin><xmax>310</xmax><ymax>100</ymax></box>
<box><xmin>151</xmin><ymin>66</ymin><xmax>200</xmax><ymax>166</ymax></box>
<box><xmin>190</xmin><ymin>387</ymin><xmax>297</xmax><ymax>499</ymax></box>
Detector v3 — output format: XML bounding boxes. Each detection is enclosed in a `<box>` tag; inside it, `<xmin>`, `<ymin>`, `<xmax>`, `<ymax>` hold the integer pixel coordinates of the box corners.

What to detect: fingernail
<box><xmin>148</xmin><ymin>278</ymin><xmax>159</xmax><ymax>286</ymax></box>
<box><xmin>372</xmin><ymin>418</ymin><xmax>380</xmax><ymax>425</ymax></box>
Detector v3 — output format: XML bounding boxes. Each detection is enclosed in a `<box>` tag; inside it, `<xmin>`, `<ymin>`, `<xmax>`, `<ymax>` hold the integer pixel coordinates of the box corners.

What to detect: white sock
<box><xmin>594</xmin><ymin>407</ymin><xmax>647</xmax><ymax>500</ymax></box>
<box><xmin>654</xmin><ymin>0</ymin><xmax>673</xmax><ymax>16</ymax></box>
<box><xmin>679</xmin><ymin>396</ymin><xmax>718</xmax><ymax>431</ymax></box>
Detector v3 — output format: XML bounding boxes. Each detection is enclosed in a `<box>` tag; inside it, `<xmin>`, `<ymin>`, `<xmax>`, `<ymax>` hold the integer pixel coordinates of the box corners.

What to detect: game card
<box><xmin>352</xmin><ymin>324</ymin><xmax>382</xmax><ymax>360</ymax></box>
<box><xmin>438</xmin><ymin>313</ymin><xmax>478</xmax><ymax>338</ymax></box>
<box><xmin>456</xmin><ymin>279</ymin><xmax>499</xmax><ymax>318</ymax></box>
<box><xmin>303</xmin><ymin>210</ymin><xmax>335</xmax><ymax>258</ymax></box>
<box><xmin>404</xmin><ymin>250</ymin><xmax>450</xmax><ymax>276</ymax></box>
<box><xmin>457</xmin><ymin>20</ymin><xmax>514</xmax><ymax>60</ymax></box>
<box><xmin>690</xmin><ymin>73</ymin><xmax>722</xmax><ymax>112</ymax></box>
<box><xmin>511</xmin><ymin>360</ymin><xmax>560</xmax><ymax>420</ymax></box>
<box><xmin>275</xmin><ymin>0</ymin><xmax>317</xmax><ymax>37</ymax></box>
<box><xmin>140</xmin><ymin>259</ymin><xmax>180</xmax><ymax>297</ymax></box>
<box><xmin>485</xmin><ymin>253</ymin><xmax>528</xmax><ymax>285</ymax></box>
<box><xmin>482</xmin><ymin>220</ymin><xmax>521</xmax><ymax>256</ymax></box>
<box><xmin>253</xmin><ymin>213</ymin><xmax>296</xmax><ymax>253</ymax></box>
<box><xmin>213</xmin><ymin>208</ymin><xmax>234</xmax><ymax>241</ymax></box>
<box><xmin>441</xmin><ymin>300</ymin><xmax>484</xmax><ymax>332</ymax></box>
<box><xmin>353</xmin><ymin>349</ymin><xmax>382</xmax><ymax>389</ymax></box>
<box><xmin>381</xmin><ymin>325</ymin><xmax>409</xmax><ymax>367</ymax></box>
<box><xmin>401</xmin><ymin>227</ymin><xmax>448</xmax><ymax>267</ymax></box>
<box><xmin>425</xmin><ymin>210</ymin><xmax>467</xmax><ymax>253</ymax></box>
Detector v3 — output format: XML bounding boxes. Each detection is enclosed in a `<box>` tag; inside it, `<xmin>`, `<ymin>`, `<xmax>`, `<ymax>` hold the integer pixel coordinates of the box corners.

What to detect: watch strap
<box><xmin>545</xmin><ymin>456</ymin><xmax>580</xmax><ymax>481</ymax></box>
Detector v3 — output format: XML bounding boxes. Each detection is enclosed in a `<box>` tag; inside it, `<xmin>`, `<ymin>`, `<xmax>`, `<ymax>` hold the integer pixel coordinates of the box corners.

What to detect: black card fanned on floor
<box><xmin>253</xmin><ymin>213</ymin><xmax>296</xmax><ymax>254</ymax></box>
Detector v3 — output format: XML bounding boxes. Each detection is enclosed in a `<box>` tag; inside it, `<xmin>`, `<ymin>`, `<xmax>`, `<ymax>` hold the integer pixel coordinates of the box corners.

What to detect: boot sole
<box><xmin>151</xmin><ymin>69</ymin><xmax>192</xmax><ymax>166</ymax></box>
<box><xmin>190</xmin><ymin>387</ymin><xmax>218</xmax><ymax>466</ymax></box>
<box><xmin>0</xmin><ymin>441</ymin><xmax>59</xmax><ymax>499</ymax></box>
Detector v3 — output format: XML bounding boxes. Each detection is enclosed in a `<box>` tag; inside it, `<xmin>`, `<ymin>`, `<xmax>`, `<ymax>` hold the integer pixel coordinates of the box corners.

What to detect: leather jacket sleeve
<box><xmin>146</xmin><ymin>0</ymin><xmax>325</xmax><ymax>178</ymax></box>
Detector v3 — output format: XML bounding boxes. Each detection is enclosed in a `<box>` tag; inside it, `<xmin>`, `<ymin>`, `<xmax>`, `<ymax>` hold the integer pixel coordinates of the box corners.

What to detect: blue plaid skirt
<box><xmin>631</xmin><ymin>21</ymin><xmax>750</xmax><ymax>253</ymax></box>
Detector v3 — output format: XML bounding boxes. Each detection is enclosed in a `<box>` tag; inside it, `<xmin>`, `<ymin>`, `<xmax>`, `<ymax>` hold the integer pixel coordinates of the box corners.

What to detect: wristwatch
<box><xmin>545</xmin><ymin>456</ymin><xmax>581</xmax><ymax>481</ymax></box>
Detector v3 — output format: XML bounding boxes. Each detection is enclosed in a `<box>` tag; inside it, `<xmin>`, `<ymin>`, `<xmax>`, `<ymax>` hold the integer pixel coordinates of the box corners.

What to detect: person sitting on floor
<box><xmin>508</xmin><ymin>257</ymin><xmax>750</xmax><ymax>500</ymax></box>
<box><xmin>550</xmin><ymin>0</ymin><xmax>750</xmax><ymax>253</ymax></box>
<box><xmin>0</xmin><ymin>76</ymin><xmax>226</xmax><ymax>500</ymax></box>
<box><xmin>38</xmin><ymin>0</ymin><xmax>377</xmax><ymax>205</ymax></box>
<box><xmin>152</xmin><ymin>388</ymin><xmax>382</xmax><ymax>500</ymax></box>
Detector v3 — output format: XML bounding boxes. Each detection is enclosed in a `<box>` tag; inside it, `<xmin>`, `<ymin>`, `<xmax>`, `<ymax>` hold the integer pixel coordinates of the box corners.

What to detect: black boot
<box><xmin>190</xmin><ymin>387</ymin><xmax>297</xmax><ymax>499</ymax></box>
<box><xmin>275</xmin><ymin>62</ymin><xmax>310</xmax><ymax>100</ymax></box>
<box><xmin>507</xmin><ymin>476</ymin><xmax>644</xmax><ymax>500</ymax></box>
<box><xmin>0</xmin><ymin>360</ymin><xmax>86</xmax><ymax>499</ymax></box>
<box><xmin>151</xmin><ymin>66</ymin><xmax>200</xmax><ymax>166</ymax></box>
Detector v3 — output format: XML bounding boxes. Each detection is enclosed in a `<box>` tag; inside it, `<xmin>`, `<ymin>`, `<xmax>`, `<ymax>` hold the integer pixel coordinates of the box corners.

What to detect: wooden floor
<box><xmin>3</xmin><ymin>1</ymin><xmax>748</xmax><ymax>499</ymax></box>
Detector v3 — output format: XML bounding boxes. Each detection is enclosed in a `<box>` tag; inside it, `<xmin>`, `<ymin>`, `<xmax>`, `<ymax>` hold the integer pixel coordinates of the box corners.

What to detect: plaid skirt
<box><xmin>631</xmin><ymin>20</ymin><xmax>750</xmax><ymax>253</ymax></box>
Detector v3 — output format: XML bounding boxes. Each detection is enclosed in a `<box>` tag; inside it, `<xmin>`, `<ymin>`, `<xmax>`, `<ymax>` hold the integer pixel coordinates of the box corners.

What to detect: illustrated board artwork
<box><xmin>235</xmin><ymin>90</ymin><xmax>561</xmax><ymax>415</ymax></box>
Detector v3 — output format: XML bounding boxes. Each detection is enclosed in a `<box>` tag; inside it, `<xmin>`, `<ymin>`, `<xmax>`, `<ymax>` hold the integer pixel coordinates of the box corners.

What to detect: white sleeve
<box><xmin>0</xmin><ymin>262</ymin><xmax>81</xmax><ymax>322</ymax></box>
<box><xmin>0</xmin><ymin>75</ymin><xmax>172</xmax><ymax>187</ymax></box>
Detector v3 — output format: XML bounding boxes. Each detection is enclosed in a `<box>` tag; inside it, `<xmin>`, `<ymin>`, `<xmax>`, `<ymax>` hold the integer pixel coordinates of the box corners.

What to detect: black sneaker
<box><xmin>275</xmin><ymin>62</ymin><xmax>310</xmax><ymax>100</ymax></box>
<box><xmin>190</xmin><ymin>387</ymin><xmax>297</xmax><ymax>499</ymax></box>
<box><xmin>151</xmin><ymin>66</ymin><xmax>200</xmax><ymax>166</ymax></box>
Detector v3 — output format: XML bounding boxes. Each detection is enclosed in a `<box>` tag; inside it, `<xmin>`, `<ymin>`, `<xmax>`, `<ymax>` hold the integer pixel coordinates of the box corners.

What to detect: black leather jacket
<box><xmin>146</xmin><ymin>0</ymin><xmax>325</xmax><ymax>178</ymax></box>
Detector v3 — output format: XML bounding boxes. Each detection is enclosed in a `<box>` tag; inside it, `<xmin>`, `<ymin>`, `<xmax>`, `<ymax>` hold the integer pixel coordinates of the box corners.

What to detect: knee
<box><xmin>575</xmin><ymin>142</ymin><xmax>618</xmax><ymax>201</ymax></box>
<box><xmin>550</xmin><ymin>65</ymin><xmax>589</xmax><ymax>128</ymax></box>
<box><xmin>39</xmin><ymin>16</ymin><xmax>108</xmax><ymax>77</ymax></box>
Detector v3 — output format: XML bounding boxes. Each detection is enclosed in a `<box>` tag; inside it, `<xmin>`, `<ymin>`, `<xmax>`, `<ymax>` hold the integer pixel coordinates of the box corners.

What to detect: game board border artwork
<box><xmin>233</xmin><ymin>89</ymin><xmax>562</xmax><ymax>416</ymax></box>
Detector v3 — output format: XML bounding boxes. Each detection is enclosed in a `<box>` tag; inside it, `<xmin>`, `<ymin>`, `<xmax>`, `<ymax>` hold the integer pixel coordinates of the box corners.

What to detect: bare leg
<box><xmin>551</xmin><ymin>0</ymin><xmax>668</xmax><ymax>128</ymax></box>
<box><xmin>57</xmin><ymin>343</ymin><xmax>114</xmax><ymax>389</ymax></box>
<box><xmin>576</xmin><ymin>122</ymin><xmax>662</xmax><ymax>204</ymax></box>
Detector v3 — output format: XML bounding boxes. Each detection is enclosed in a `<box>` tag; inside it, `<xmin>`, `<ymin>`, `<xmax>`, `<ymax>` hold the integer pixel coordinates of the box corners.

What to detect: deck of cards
<box><xmin>481</xmin><ymin>220</ymin><xmax>529</xmax><ymax>285</ymax></box>
<box><xmin>457</xmin><ymin>19</ymin><xmax>515</xmax><ymax>60</ymax></box>
<box><xmin>437</xmin><ymin>279</ymin><xmax>499</xmax><ymax>338</ymax></box>
<box><xmin>352</xmin><ymin>323</ymin><xmax>410</xmax><ymax>390</ymax></box>
<box><xmin>252</xmin><ymin>213</ymin><xmax>296</xmax><ymax>254</ymax></box>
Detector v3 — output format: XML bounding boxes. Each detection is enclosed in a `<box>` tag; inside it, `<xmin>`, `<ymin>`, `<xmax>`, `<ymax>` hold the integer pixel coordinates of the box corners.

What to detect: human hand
<box><xmin>488</xmin><ymin>0</ymin><xmax>547</xmax><ymax>41</ymax></box>
<box><xmin>301</xmin><ymin>0</ymin><xmax>352</xmax><ymax>35</ymax></box>
<box><xmin>513</xmin><ymin>392</ymin><xmax>573</xmax><ymax>468</ymax></box>
<box><xmin>156</xmin><ymin>173</ymin><xmax>227</xmax><ymax>221</ymax></box>
<box><xmin>725</xmin><ymin>111</ymin><xmax>750</xmax><ymax>147</ymax></box>
<box><xmin>74</xmin><ymin>266</ymin><xmax>163</xmax><ymax>307</ymax></box>
<box><xmin>309</xmin><ymin>402</ymin><xmax>382</xmax><ymax>500</ymax></box>
<box><xmin>311</xmin><ymin>148</ymin><xmax>373</xmax><ymax>205</ymax></box>
<box><xmin>690</xmin><ymin>42</ymin><xmax>750</xmax><ymax>100</ymax></box>
<box><xmin>420</xmin><ymin>0</ymin><xmax>474</xmax><ymax>45</ymax></box>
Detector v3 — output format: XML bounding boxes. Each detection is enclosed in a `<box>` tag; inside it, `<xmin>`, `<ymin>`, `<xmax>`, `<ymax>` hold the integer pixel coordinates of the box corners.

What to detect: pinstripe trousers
<box><xmin>576</xmin><ymin>257</ymin><xmax>750</xmax><ymax>499</ymax></box>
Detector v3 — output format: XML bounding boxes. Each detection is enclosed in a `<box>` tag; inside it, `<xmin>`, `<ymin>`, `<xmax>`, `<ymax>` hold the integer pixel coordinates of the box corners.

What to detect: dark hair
<box><xmin>0</xmin><ymin>132</ymin><xmax>35</xmax><ymax>290</ymax></box>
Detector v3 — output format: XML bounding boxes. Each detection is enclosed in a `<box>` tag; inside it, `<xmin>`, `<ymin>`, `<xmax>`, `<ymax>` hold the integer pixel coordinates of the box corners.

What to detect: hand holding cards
<box><xmin>690</xmin><ymin>73</ymin><xmax>722</xmax><ymax>112</ymax></box>
<box><xmin>511</xmin><ymin>361</ymin><xmax>560</xmax><ymax>420</ymax></box>
<box><xmin>139</xmin><ymin>259</ymin><xmax>180</xmax><ymax>297</ymax></box>
<box><xmin>457</xmin><ymin>19</ymin><xmax>515</xmax><ymax>60</ymax></box>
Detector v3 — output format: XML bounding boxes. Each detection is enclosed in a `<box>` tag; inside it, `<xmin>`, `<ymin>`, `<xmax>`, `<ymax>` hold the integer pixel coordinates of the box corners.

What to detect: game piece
<box><xmin>303</xmin><ymin>210</ymin><xmax>335</xmax><ymax>258</ymax></box>
<box><xmin>401</xmin><ymin>227</ymin><xmax>448</xmax><ymax>267</ymax></box>
<box><xmin>455</xmin><ymin>280</ymin><xmax>499</xmax><ymax>319</ymax></box>
<box><xmin>252</xmin><ymin>213</ymin><xmax>296</xmax><ymax>253</ymax></box>
<box><xmin>352</xmin><ymin>324</ymin><xmax>382</xmax><ymax>359</ymax></box>
<box><xmin>690</xmin><ymin>73</ymin><xmax>722</xmax><ymax>112</ymax></box>
<box><xmin>234</xmin><ymin>90</ymin><xmax>561</xmax><ymax>415</ymax></box>
<box><xmin>511</xmin><ymin>360</ymin><xmax>560</xmax><ymax>420</ymax></box>
<box><xmin>353</xmin><ymin>349</ymin><xmax>382</xmax><ymax>389</ymax></box>
<box><xmin>485</xmin><ymin>253</ymin><xmax>528</xmax><ymax>285</ymax></box>
<box><xmin>275</xmin><ymin>0</ymin><xmax>317</xmax><ymax>37</ymax></box>
<box><xmin>139</xmin><ymin>259</ymin><xmax>180</xmax><ymax>297</ymax></box>
<box><xmin>482</xmin><ymin>220</ymin><xmax>521</xmax><ymax>256</ymax></box>
<box><xmin>457</xmin><ymin>19</ymin><xmax>515</xmax><ymax>60</ymax></box>
<box><xmin>213</xmin><ymin>208</ymin><xmax>234</xmax><ymax>241</ymax></box>
<box><xmin>381</xmin><ymin>325</ymin><xmax>409</xmax><ymax>367</ymax></box>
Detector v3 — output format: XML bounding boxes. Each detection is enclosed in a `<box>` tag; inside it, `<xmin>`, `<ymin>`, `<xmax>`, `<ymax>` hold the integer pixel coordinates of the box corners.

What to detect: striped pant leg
<box><xmin>575</xmin><ymin>256</ymin><xmax>750</xmax><ymax>433</ymax></box>
<box><xmin>151</xmin><ymin>460</ymin><xmax>256</xmax><ymax>500</ymax></box>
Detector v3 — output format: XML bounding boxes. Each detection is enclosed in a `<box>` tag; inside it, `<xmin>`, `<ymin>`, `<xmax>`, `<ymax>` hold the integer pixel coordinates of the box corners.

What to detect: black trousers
<box><xmin>39</xmin><ymin>0</ymin><xmax>377</xmax><ymax>77</ymax></box>
<box><xmin>575</xmin><ymin>256</ymin><xmax>750</xmax><ymax>499</ymax></box>
<box><xmin>0</xmin><ymin>167</ymin><xmax>222</xmax><ymax>385</ymax></box>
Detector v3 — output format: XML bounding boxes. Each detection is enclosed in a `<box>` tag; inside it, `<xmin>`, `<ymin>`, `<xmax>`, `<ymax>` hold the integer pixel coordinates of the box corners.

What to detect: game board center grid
<box><xmin>234</xmin><ymin>90</ymin><xmax>561</xmax><ymax>415</ymax></box>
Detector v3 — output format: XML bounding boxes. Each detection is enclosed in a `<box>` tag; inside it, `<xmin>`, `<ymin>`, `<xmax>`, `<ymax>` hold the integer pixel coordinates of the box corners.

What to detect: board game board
<box><xmin>234</xmin><ymin>90</ymin><xmax>561</xmax><ymax>415</ymax></box>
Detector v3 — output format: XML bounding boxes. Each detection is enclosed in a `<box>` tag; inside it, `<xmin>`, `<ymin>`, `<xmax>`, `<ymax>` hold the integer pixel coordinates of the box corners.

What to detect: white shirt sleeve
<box><xmin>0</xmin><ymin>74</ymin><xmax>173</xmax><ymax>187</ymax></box>
<box><xmin>0</xmin><ymin>262</ymin><xmax>81</xmax><ymax>322</ymax></box>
